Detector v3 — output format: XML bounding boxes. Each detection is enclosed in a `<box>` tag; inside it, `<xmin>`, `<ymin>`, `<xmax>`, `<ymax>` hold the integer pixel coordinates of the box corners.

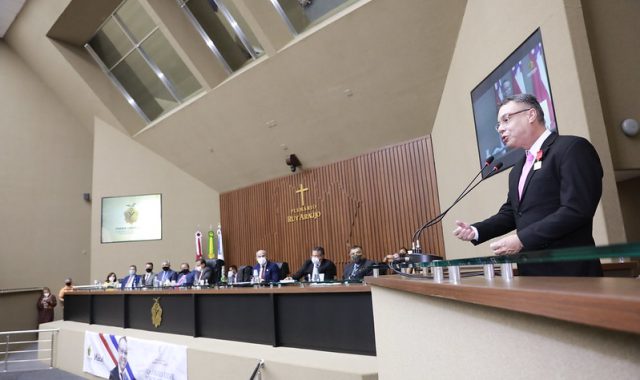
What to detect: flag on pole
<box><xmin>195</xmin><ymin>229</ymin><xmax>203</xmax><ymax>260</ymax></box>
<box><xmin>216</xmin><ymin>224</ymin><xmax>224</xmax><ymax>261</ymax></box>
<box><xmin>208</xmin><ymin>225</ymin><xmax>215</xmax><ymax>259</ymax></box>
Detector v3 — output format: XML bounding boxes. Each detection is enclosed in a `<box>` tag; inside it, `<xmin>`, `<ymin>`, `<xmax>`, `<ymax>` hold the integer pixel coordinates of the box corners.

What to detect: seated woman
<box><xmin>103</xmin><ymin>272</ymin><xmax>119</xmax><ymax>289</ymax></box>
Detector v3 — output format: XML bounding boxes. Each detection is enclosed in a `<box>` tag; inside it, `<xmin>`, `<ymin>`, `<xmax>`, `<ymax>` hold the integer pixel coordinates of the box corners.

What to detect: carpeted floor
<box><xmin>0</xmin><ymin>369</ymin><xmax>85</xmax><ymax>380</ymax></box>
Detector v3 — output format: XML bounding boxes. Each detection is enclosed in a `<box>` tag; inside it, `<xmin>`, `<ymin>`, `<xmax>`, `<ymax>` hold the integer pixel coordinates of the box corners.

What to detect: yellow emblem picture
<box><xmin>151</xmin><ymin>297</ymin><xmax>162</xmax><ymax>328</ymax></box>
<box><xmin>124</xmin><ymin>203</ymin><xmax>139</xmax><ymax>224</ymax></box>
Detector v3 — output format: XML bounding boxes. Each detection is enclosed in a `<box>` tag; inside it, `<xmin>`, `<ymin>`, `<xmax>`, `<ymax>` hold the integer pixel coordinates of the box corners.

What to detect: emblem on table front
<box><xmin>151</xmin><ymin>297</ymin><xmax>163</xmax><ymax>328</ymax></box>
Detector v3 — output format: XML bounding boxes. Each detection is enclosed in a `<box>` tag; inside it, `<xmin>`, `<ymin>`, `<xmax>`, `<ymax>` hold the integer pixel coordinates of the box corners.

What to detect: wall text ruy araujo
<box><xmin>287</xmin><ymin>204</ymin><xmax>321</xmax><ymax>223</ymax></box>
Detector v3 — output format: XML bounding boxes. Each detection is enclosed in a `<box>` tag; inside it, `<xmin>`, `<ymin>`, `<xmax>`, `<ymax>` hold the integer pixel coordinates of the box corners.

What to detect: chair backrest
<box><xmin>274</xmin><ymin>262</ymin><xmax>289</xmax><ymax>278</ymax></box>
<box><xmin>238</xmin><ymin>265</ymin><xmax>254</xmax><ymax>282</ymax></box>
<box><xmin>205</xmin><ymin>259</ymin><xmax>225</xmax><ymax>283</ymax></box>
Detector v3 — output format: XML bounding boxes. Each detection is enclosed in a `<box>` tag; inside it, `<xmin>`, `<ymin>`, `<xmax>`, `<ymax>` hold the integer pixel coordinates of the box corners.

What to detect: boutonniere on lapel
<box><xmin>533</xmin><ymin>149</ymin><xmax>544</xmax><ymax>171</ymax></box>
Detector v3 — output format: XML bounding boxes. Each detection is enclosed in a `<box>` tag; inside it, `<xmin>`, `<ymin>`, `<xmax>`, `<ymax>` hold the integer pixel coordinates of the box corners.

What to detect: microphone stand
<box><xmin>411</xmin><ymin>160</ymin><xmax>503</xmax><ymax>248</ymax></box>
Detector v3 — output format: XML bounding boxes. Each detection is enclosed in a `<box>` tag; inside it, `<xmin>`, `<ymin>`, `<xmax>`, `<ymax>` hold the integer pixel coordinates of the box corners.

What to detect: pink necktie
<box><xmin>518</xmin><ymin>151</ymin><xmax>535</xmax><ymax>200</ymax></box>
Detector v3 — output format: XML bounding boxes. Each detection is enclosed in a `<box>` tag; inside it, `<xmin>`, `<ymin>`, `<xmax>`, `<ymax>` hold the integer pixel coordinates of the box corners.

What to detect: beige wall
<box><xmin>618</xmin><ymin>177</ymin><xmax>640</xmax><ymax>242</ymax></box>
<box><xmin>0</xmin><ymin>41</ymin><xmax>92</xmax><ymax>291</ymax></box>
<box><xmin>581</xmin><ymin>0</ymin><xmax>640</xmax><ymax>170</ymax></box>
<box><xmin>432</xmin><ymin>0</ymin><xmax>626</xmax><ymax>259</ymax></box>
<box><xmin>371</xmin><ymin>285</ymin><xmax>640</xmax><ymax>379</ymax></box>
<box><xmin>90</xmin><ymin>119</ymin><xmax>220</xmax><ymax>281</ymax></box>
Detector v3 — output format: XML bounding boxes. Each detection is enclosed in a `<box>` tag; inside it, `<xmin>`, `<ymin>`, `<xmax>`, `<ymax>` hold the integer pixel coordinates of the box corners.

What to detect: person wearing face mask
<box><xmin>157</xmin><ymin>260</ymin><xmax>177</xmax><ymax>284</ymax></box>
<box><xmin>252</xmin><ymin>250</ymin><xmax>281</xmax><ymax>283</ymax></box>
<box><xmin>226</xmin><ymin>265</ymin><xmax>238</xmax><ymax>284</ymax></box>
<box><xmin>290</xmin><ymin>246</ymin><xmax>337</xmax><ymax>281</ymax></box>
<box><xmin>104</xmin><ymin>272</ymin><xmax>119</xmax><ymax>289</ymax></box>
<box><xmin>193</xmin><ymin>259</ymin><xmax>212</xmax><ymax>285</ymax></box>
<box><xmin>120</xmin><ymin>265</ymin><xmax>141</xmax><ymax>289</ymax></box>
<box><xmin>141</xmin><ymin>262</ymin><xmax>157</xmax><ymax>287</ymax></box>
<box><xmin>343</xmin><ymin>245</ymin><xmax>375</xmax><ymax>281</ymax></box>
<box><xmin>58</xmin><ymin>278</ymin><xmax>74</xmax><ymax>304</ymax></box>
<box><xmin>37</xmin><ymin>287</ymin><xmax>57</xmax><ymax>323</ymax></box>
<box><xmin>176</xmin><ymin>263</ymin><xmax>195</xmax><ymax>287</ymax></box>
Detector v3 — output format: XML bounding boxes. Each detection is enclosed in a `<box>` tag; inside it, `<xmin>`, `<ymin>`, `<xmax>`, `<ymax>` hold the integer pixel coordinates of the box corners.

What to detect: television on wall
<box><xmin>471</xmin><ymin>28</ymin><xmax>557</xmax><ymax>177</ymax></box>
<box><xmin>101</xmin><ymin>194</ymin><xmax>162</xmax><ymax>243</ymax></box>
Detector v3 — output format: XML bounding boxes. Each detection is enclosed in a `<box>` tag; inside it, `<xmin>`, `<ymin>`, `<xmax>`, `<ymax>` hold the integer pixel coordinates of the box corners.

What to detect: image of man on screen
<box><xmin>453</xmin><ymin>94</ymin><xmax>603</xmax><ymax>276</ymax></box>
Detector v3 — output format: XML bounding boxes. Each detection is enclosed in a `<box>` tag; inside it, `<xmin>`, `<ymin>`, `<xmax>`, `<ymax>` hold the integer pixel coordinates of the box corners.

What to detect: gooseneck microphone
<box><xmin>411</xmin><ymin>157</ymin><xmax>503</xmax><ymax>248</ymax></box>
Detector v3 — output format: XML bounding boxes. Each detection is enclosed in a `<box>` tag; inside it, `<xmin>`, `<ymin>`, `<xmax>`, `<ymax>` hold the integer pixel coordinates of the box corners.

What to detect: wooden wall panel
<box><xmin>220</xmin><ymin>136</ymin><xmax>444</xmax><ymax>278</ymax></box>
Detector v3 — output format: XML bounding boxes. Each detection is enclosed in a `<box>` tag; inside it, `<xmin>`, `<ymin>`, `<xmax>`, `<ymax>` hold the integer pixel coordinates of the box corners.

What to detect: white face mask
<box><xmin>194</xmin><ymin>266</ymin><xmax>201</xmax><ymax>272</ymax></box>
<box><xmin>129</xmin><ymin>269</ymin><xmax>135</xmax><ymax>276</ymax></box>
<box><xmin>228</xmin><ymin>271</ymin><xmax>234</xmax><ymax>278</ymax></box>
<box><xmin>311</xmin><ymin>256</ymin><xmax>320</xmax><ymax>265</ymax></box>
<box><xmin>43</xmin><ymin>292</ymin><xmax>50</xmax><ymax>297</ymax></box>
<box><xmin>109</xmin><ymin>276</ymin><xmax>116</xmax><ymax>282</ymax></box>
<box><xmin>257</xmin><ymin>257</ymin><xmax>267</xmax><ymax>266</ymax></box>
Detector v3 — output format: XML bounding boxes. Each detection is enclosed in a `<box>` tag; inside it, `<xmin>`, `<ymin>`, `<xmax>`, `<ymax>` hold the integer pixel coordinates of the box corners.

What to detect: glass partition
<box><xmin>86</xmin><ymin>0</ymin><xmax>202</xmax><ymax>123</ymax></box>
<box><xmin>270</xmin><ymin>0</ymin><xmax>361</xmax><ymax>35</ymax></box>
<box><xmin>417</xmin><ymin>242</ymin><xmax>640</xmax><ymax>268</ymax></box>
<box><xmin>179</xmin><ymin>0</ymin><xmax>263</xmax><ymax>73</ymax></box>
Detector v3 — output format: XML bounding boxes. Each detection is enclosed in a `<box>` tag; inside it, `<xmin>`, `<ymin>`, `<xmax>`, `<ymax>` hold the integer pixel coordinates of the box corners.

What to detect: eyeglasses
<box><xmin>495</xmin><ymin>108</ymin><xmax>532</xmax><ymax>130</ymax></box>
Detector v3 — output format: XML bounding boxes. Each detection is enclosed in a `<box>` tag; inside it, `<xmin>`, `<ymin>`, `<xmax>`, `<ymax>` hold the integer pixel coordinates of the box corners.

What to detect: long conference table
<box><xmin>63</xmin><ymin>283</ymin><xmax>376</xmax><ymax>356</ymax></box>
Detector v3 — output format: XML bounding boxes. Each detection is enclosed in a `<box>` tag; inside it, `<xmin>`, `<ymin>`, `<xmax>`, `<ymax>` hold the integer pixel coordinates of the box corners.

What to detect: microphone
<box><xmin>393</xmin><ymin>253</ymin><xmax>443</xmax><ymax>264</ymax></box>
<box><xmin>411</xmin><ymin>159</ymin><xmax>503</xmax><ymax>245</ymax></box>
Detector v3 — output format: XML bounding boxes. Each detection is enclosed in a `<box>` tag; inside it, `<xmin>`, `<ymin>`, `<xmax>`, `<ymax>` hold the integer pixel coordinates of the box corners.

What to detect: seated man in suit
<box><xmin>176</xmin><ymin>263</ymin><xmax>195</xmax><ymax>287</ymax></box>
<box><xmin>290</xmin><ymin>246</ymin><xmax>337</xmax><ymax>281</ymax></box>
<box><xmin>253</xmin><ymin>250</ymin><xmax>281</xmax><ymax>283</ymax></box>
<box><xmin>343</xmin><ymin>245</ymin><xmax>375</xmax><ymax>281</ymax></box>
<box><xmin>121</xmin><ymin>265</ymin><xmax>141</xmax><ymax>289</ymax></box>
<box><xmin>141</xmin><ymin>262</ymin><xmax>156</xmax><ymax>287</ymax></box>
<box><xmin>157</xmin><ymin>260</ymin><xmax>178</xmax><ymax>285</ymax></box>
<box><xmin>193</xmin><ymin>258</ymin><xmax>212</xmax><ymax>285</ymax></box>
<box><xmin>227</xmin><ymin>265</ymin><xmax>238</xmax><ymax>284</ymax></box>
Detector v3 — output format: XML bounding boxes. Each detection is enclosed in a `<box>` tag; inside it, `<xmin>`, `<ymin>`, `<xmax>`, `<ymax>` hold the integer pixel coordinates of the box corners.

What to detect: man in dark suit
<box><xmin>291</xmin><ymin>246</ymin><xmax>337</xmax><ymax>281</ymax></box>
<box><xmin>109</xmin><ymin>336</ymin><xmax>129</xmax><ymax>380</ymax></box>
<box><xmin>141</xmin><ymin>262</ymin><xmax>156</xmax><ymax>287</ymax></box>
<box><xmin>343</xmin><ymin>245</ymin><xmax>375</xmax><ymax>280</ymax></box>
<box><xmin>120</xmin><ymin>265</ymin><xmax>141</xmax><ymax>289</ymax></box>
<box><xmin>253</xmin><ymin>250</ymin><xmax>281</xmax><ymax>283</ymax></box>
<box><xmin>193</xmin><ymin>258</ymin><xmax>212</xmax><ymax>285</ymax></box>
<box><xmin>157</xmin><ymin>260</ymin><xmax>178</xmax><ymax>285</ymax></box>
<box><xmin>454</xmin><ymin>94</ymin><xmax>603</xmax><ymax>276</ymax></box>
<box><xmin>176</xmin><ymin>263</ymin><xmax>195</xmax><ymax>286</ymax></box>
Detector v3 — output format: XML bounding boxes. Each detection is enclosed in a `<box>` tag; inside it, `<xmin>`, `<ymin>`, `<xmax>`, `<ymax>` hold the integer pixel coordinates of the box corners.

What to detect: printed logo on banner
<box><xmin>83</xmin><ymin>331</ymin><xmax>187</xmax><ymax>379</ymax></box>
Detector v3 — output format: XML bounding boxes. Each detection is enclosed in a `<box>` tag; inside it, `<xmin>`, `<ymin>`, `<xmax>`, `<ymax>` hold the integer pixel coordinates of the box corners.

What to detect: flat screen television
<box><xmin>101</xmin><ymin>193</ymin><xmax>162</xmax><ymax>243</ymax></box>
<box><xmin>471</xmin><ymin>28</ymin><xmax>557</xmax><ymax>177</ymax></box>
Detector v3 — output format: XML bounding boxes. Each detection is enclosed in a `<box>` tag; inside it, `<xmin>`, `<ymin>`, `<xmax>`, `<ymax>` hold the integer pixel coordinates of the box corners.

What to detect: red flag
<box><xmin>195</xmin><ymin>230</ymin><xmax>203</xmax><ymax>260</ymax></box>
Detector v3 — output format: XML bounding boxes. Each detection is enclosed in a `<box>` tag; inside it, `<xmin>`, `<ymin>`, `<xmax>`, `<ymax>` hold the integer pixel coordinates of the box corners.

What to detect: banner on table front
<box><xmin>83</xmin><ymin>331</ymin><xmax>187</xmax><ymax>380</ymax></box>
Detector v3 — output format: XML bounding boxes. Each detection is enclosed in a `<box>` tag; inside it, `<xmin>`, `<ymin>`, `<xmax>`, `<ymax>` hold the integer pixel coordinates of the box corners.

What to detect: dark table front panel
<box><xmin>63</xmin><ymin>294</ymin><xmax>91</xmax><ymax>324</ymax></box>
<box><xmin>64</xmin><ymin>287</ymin><xmax>375</xmax><ymax>355</ymax></box>
<box><xmin>275</xmin><ymin>292</ymin><xmax>376</xmax><ymax>355</ymax></box>
<box><xmin>197</xmin><ymin>294</ymin><xmax>275</xmax><ymax>345</ymax></box>
<box><xmin>92</xmin><ymin>294</ymin><xmax>125</xmax><ymax>328</ymax></box>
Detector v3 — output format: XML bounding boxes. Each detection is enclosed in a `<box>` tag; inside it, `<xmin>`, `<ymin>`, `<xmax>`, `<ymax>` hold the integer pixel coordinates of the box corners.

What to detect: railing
<box><xmin>249</xmin><ymin>359</ymin><xmax>264</xmax><ymax>380</ymax></box>
<box><xmin>0</xmin><ymin>328</ymin><xmax>59</xmax><ymax>372</ymax></box>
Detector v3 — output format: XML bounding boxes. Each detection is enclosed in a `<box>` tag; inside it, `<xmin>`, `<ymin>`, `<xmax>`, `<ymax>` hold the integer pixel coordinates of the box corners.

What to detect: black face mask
<box><xmin>65</xmin><ymin>282</ymin><xmax>71</xmax><ymax>286</ymax></box>
<box><xmin>181</xmin><ymin>269</ymin><xmax>189</xmax><ymax>274</ymax></box>
<box><xmin>162</xmin><ymin>267</ymin><xmax>170</xmax><ymax>271</ymax></box>
<box><xmin>146</xmin><ymin>268</ymin><xmax>152</xmax><ymax>273</ymax></box>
